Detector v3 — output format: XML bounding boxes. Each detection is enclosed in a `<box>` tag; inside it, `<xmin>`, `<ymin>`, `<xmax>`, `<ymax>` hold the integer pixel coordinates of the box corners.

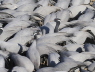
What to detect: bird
<box><xmin>1</xmin><ymin>0</ymin><xmax>18</xmax><ymax>10</ymax></box>
<box><xmin>36</xmin><ymin>42</ymin><xmax>67</xmax><ymax>56</ymax></box>
<box><xmin>7</xmin><ymin>27</ymin><xmax>39</xmax><ymax>45</ymax></box>
<box><xmin>44</xmin><ymin>13</ymin><xmax>56</xmax><ymax>25</ymax></box>
<box><xmin>36</xmin><ymin>32</ymin><xmax>69</xmax><ymax>44</ymax></box>
<box><xmin>81</xmin><ymin>26</ymin><xmax>95</xmax><ymax>37</ymax></box>
<box><xmin>70</xmin><ymin>0</ymin><xmax>84</xmax><ymax>6</ymax></box>
<box><xmin>26</xmin><ymin>40</ymin><xmax>40</xmax><ymax>70</ymax></box>
<box><xmin>63</xmin><ymin>43</ymin><xmax>84</xmax><ymax>52</ymax></box>
<box><xmin>0</xmin><ymin>19</ymin><xmax>31</xmax><ymax>41</ymax></box>
<box><xmin>0</xmin><ymin>68</ymin><xmax>8</xmax><ymax>72</ymax></box>
<box><xmin>10</xmin><ymin>53</ymin><xmax>34</xmax><ymax>72</ymax></box>
<box><xmin>15</xmin><ymin>14</ymin><xmax>31</xmax><ymax>21</ymax></box>
<box><xmin>69</xmin><ymin>52</ymin><xmax>95</xmax><ymax>62</ymax></box>
<box><xmin>55</xmin><ymin>0</ymin><xmax>70</xmax><ymax>9</ymax></box>
<box><xmin>54</xmin><ymin>60</ymin><xmax>85</xmax><ymax>71</ymax></box>
<box><xmin>69</xmin><ymin>30</ymin><xmax>93</xmax><ymax>44</ymax></box>
<box><xmin>37</xmin><ymin>0</ymin><xmax>50</xmax><ymax>6</ymax></box>
<box><xmin>54</xmin><ymin>18</ymin><xmax>61</xmax><ymax>33</ymax></box>
<box><xmin>0</xmin><ymin>50</ymin><xmax>9</xmax><ymax>59</ymax></box>
<box><xmin>84</xmin><ymin>43</ymin><xmax>95</xmax><ymax>52</ymax></box>
<box><xmin>0</xmin><ymin>41</ymin><xmax>28</xmax><ymax>53</ymax></box>
<box><xmin>16</xmin><ymin>3</ymin><xmax>36</xmax><ymax>14</ymax></box>
<box><xmin>59</xmin><ymin>26</ymin><xmax>81</xmax><ymax>33</ymax></box>
<box><xmin>36</xmin><ymin>67</ymin><xmax>55</xmax><ymax>72</ymax></box>
<box><xmin>60</xmin><ymin>51</ymin><xmax>79</xmax><ymax>57</ymax></box>
<box><xmin>0</xmin><ymin>55</ymin><xmax>5</xmax><ymax>68</ymax></box>
<box><xmin>40</xmin><ymin>22</ymin><xmax>54</xmax><ymax>35</ymax></box>
<box><xmin>48</xmin><ymin>52</ymin><xmax>60</xmax><ymax>67</ymax></box>
<box><xmin>0</xmin><ymin>28</ymin><xmax>3</xmax><ymax>35</ymax></box>
<box><xmin>33</xmin><ymin>6</ymin><xmax>61</xmax><ymax>17</ymax></box>
<box><xmin>88</xmin><ymin>62</ymin><xmax>95</xmax><ymax>72</ymax></box>
<box><xmin>11</xmin><ymin>66</ymin><xmax>28</xmax><ymax>72</ymax></box>
<box><xmin>40</xmin><ymin>18</ymin><xmax>61</xmax><ymax>35</ymax></box>
<box><xmin>0</xmin><ymin>12</ymin><xmax>14</xmax><ymax>19</ymax></box>
<box><xmin>0</xmin><ymin>0</ymin><xmax>95</xmax><ymax>72</ymax></box>
<box><xmin>78</xmin><ymin>8</ymin><xmax>95</xmax><ymax>22</ymax></box>
<box><xmin>44</xmin><ymin>9</ymin><xmax>70</xmax><ymax>25</ymax></box>
<box><xmin>84</xmin><ymin>0</ymin><xmax>90</xmax><ymax>4</ymax></box>
<box><xmin>16</xmin><ymin>0</ymin><xmax>36</xmax><ymax>6</ymax></box>
<box><xmin>68</xmin><ymin>5</ymin><xmax>87</xmax><ymax>18</ymax></box>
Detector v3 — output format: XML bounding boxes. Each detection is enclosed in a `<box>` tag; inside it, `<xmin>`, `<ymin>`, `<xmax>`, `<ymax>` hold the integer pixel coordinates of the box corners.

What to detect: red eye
<box><xmin>54</xmin><ymin>18</ymin><xmax>60</xmax><ymax>22</ymax></box>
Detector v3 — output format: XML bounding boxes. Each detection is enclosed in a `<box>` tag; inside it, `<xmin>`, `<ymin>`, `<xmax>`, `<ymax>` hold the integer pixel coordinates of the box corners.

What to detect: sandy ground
<box><xmin>90</xmin><ymin>0</ymin><xmax>95</xmax><ymax>5</ymax></box>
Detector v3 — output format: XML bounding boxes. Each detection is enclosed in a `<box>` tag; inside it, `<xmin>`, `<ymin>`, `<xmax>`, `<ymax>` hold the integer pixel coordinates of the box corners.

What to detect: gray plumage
<box><xmin>10</xmin><ymin>53</ymin><xmax>34</xmax><ymax>72</ymax></box>
<box><xmin>26</xmin><ymin>40</ymin><xmax>40</xmax><ymax>70</ymax></box>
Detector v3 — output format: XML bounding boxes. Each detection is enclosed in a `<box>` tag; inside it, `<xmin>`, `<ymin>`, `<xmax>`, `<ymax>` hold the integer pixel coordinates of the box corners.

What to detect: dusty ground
<box><xmin>91</xmin><ymin>0</ymin><xmax>95</xmax><ymax>1</ymax></box>
<box><xmin>90</xmin><ymin>0</ymin><xmax>95</xmax><ymax>5</ymax></box>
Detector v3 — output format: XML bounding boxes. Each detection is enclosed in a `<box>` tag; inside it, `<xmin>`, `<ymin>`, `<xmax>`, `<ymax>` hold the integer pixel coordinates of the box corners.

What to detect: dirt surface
<box><xmin>91</xmin><ymin>0</ymin><xmax>95</xmax><ymax>1</ymax></box>
<box><xmin>90</xmin><ymin>0</ymin><xmax>95</xmax><ymax>5</ymax></box>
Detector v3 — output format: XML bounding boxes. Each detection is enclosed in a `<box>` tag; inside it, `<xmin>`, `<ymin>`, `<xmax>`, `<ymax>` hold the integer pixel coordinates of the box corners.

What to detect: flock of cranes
<box><xmin>0</xmin><ymin>0</ymin><xmax>95</xmax><ymax>72</ymax></box>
